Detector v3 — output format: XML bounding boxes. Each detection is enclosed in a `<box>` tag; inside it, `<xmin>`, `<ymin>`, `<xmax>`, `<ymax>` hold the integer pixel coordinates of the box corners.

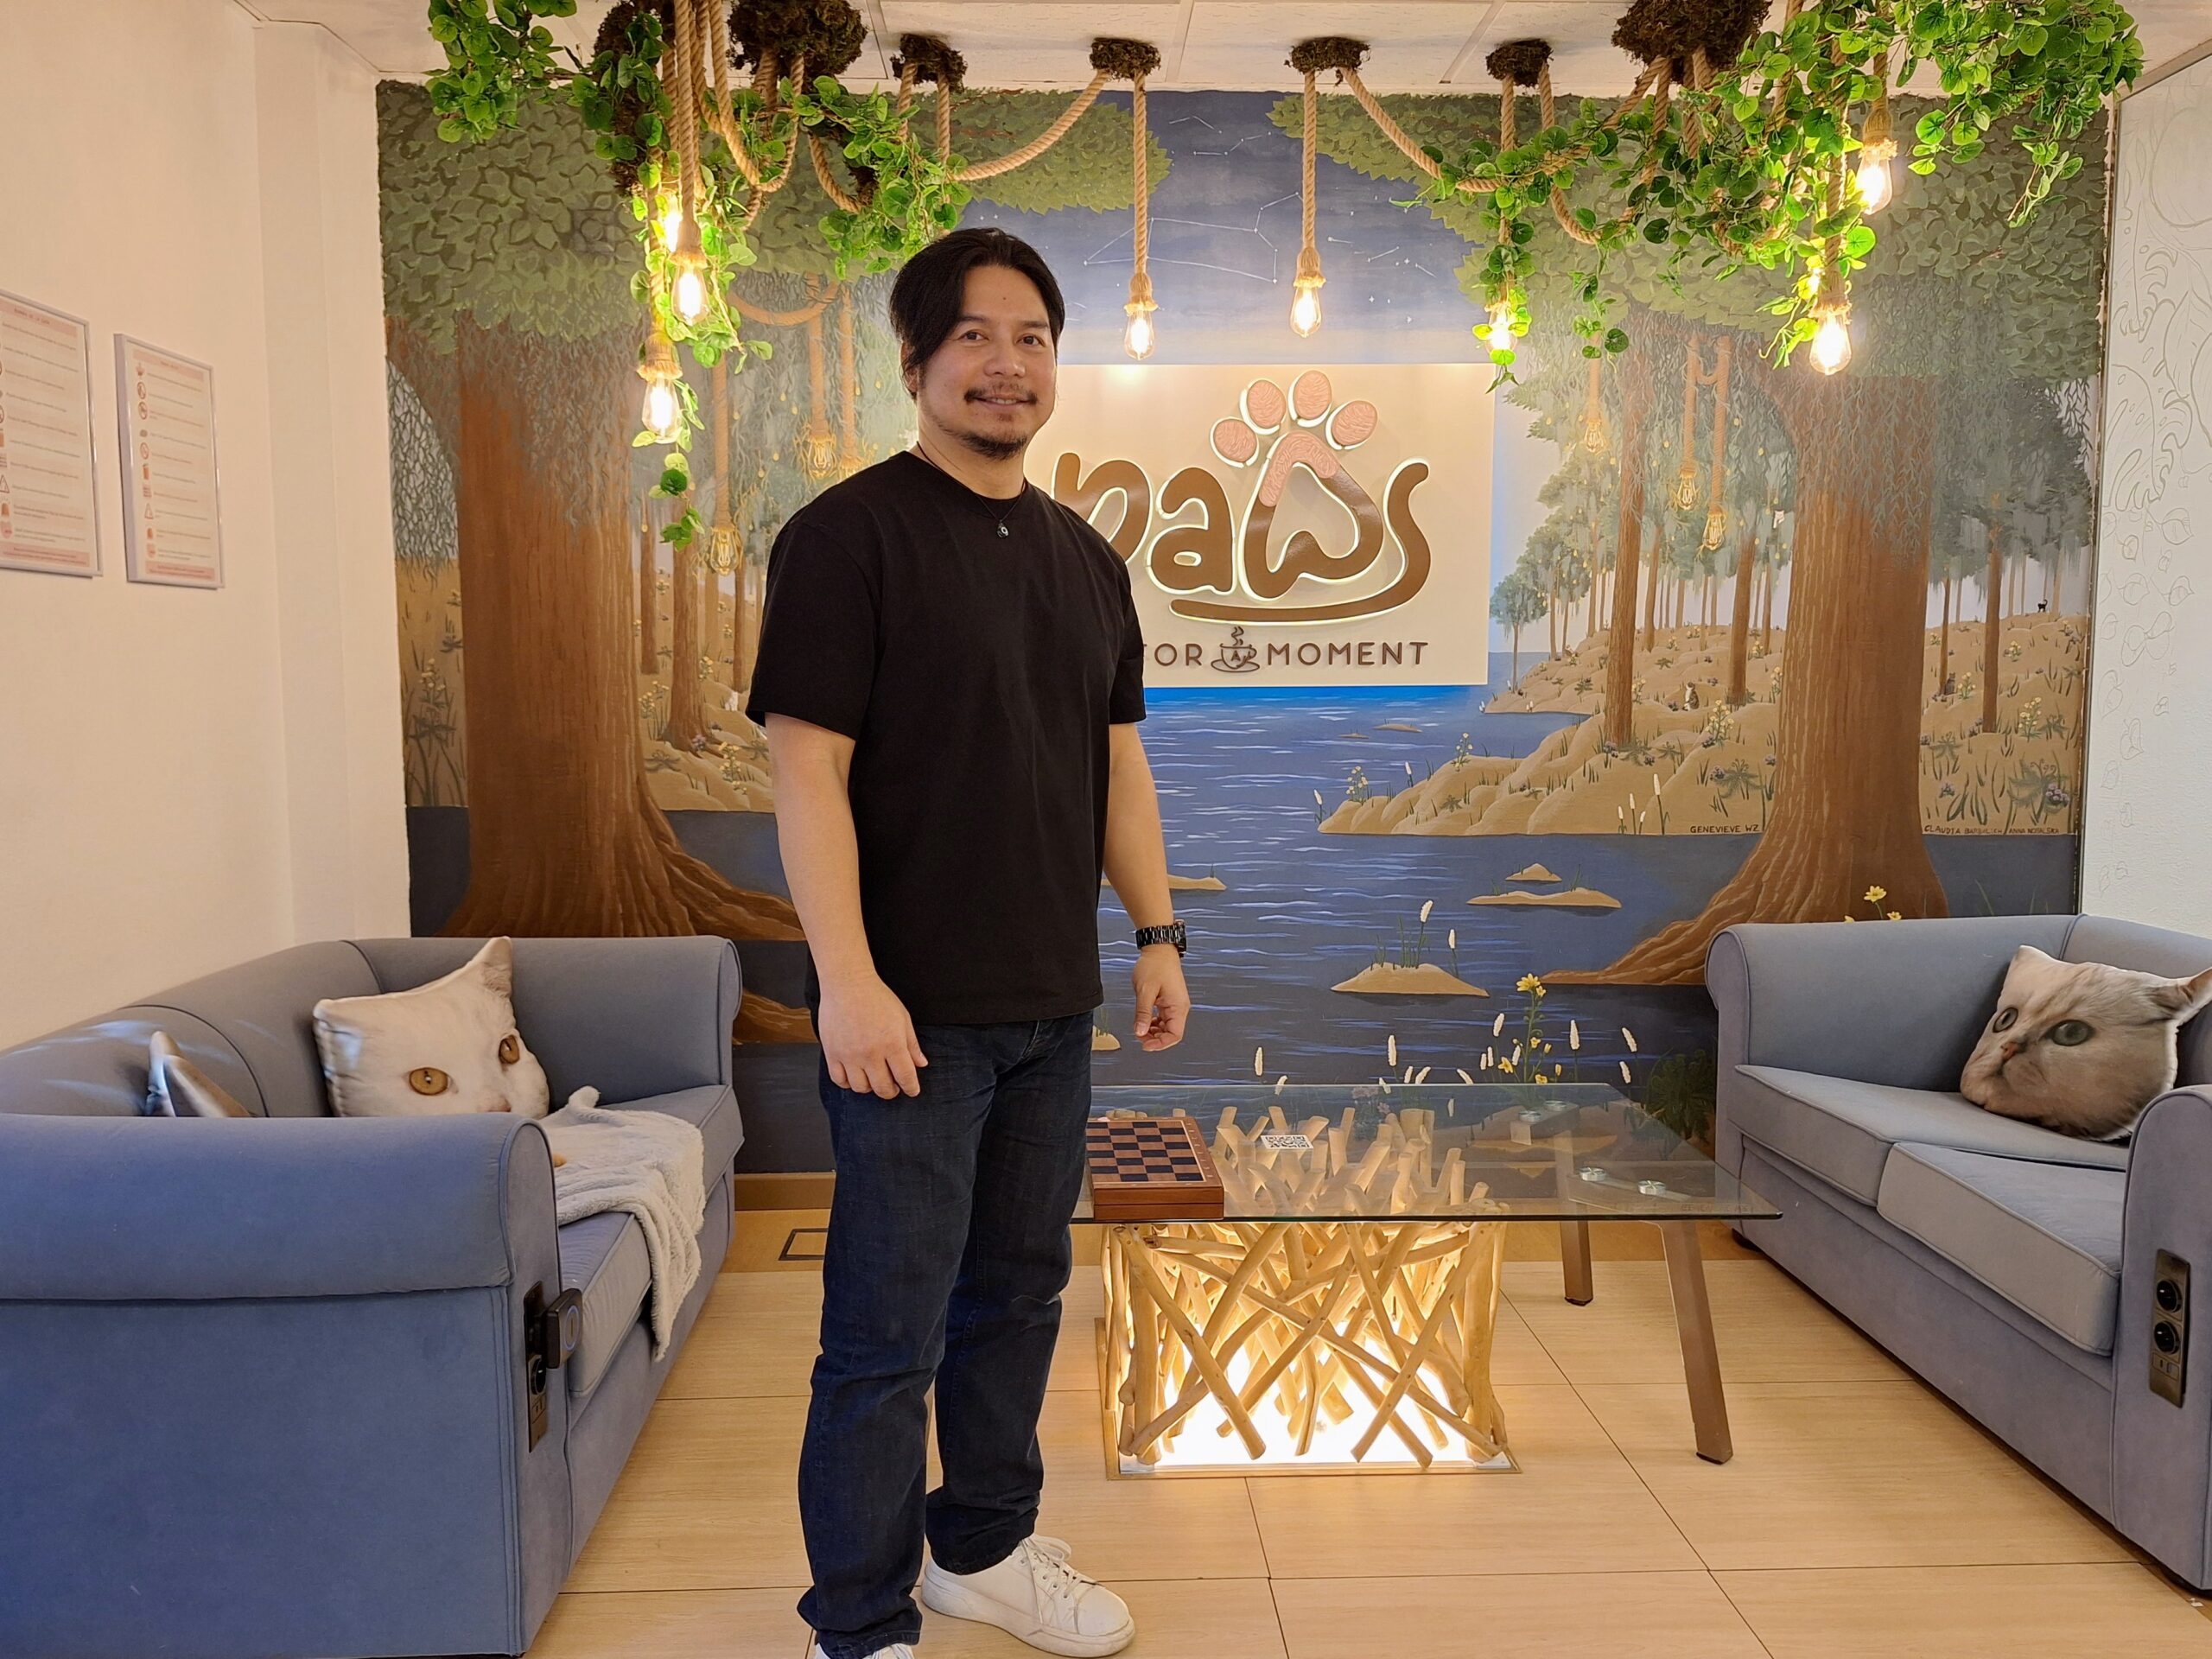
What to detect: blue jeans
<box><xmin>798</xmin><ymin>1010</ymin><xmax>1097</xmax><ymax>1659</ymax></box>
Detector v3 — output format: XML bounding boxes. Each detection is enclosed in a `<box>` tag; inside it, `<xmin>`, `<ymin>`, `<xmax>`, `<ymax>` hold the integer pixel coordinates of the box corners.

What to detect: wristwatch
<box><xmin>1135</xmin><ymin>920</ymin><xmax>1188</xmax><ymax>957</ymax></box>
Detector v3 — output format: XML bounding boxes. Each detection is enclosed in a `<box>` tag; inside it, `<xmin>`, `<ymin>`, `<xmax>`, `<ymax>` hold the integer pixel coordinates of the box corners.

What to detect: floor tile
<box><xmin>1247</xmin><ymin>1385</ymin><xmax>1703</xmax><ymax>1579</ymax></box>
<box><xmin>1271</xmin><ymin>1569</ymin><xmax>1767</xmax><ymax>1657</ymax></box>
<box><xmin>531</xmin><ymin>1577</ymin><xmax>1287</xmax><ymax>1659</ymax></box>
<box><xmin>567</xmin><ymin>1395</ymin><xmax>809</xmax><ymax>1592</ymax></box>
<box><xmin>1715</xmin><ymin>1562</ymin><xmax>2212</xmax><ymax>1656</ymax></box>
<box><xmin>1025</xmin><ymin>1391</ymin><xmax>1272</xmax><ymax>1581</ymax></box>
<box><xmin>528</xmin><ymin>1586</ymin><xmax>808</xmax><ymax>1657</ymax></box>
<box><xmin>728</xmin><ymin>1209</ymin><xmax>830</xmax><ymax>1273</ymax></box>
<box><xmin>1578</xmin><ymin>1379</ymin><xmax>2134</xmax><ymax>1570</ymax></box>
<box><xmin>666</xmin><ymin>1273</ymin><xmax>819</xmax><ymax>1400</ymax></box>
<box><xmin>921</xmin><ymin>1578</ymin><xmax>1287</xmax><ymax>1658</ymax></box>
<box><xmin>1502</xmin><ymin>1259</ymin><xmax>1905</xmax><ymax>1385</ymax></box>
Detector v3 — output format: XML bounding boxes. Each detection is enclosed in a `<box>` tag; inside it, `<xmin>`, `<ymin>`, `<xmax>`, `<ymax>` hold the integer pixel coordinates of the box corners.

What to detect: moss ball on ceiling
<box><xmin>732</xmin><ymin>0</ymin><xmax>868</xmax><ymax>78</ymax></box>
<box><xmin>1287</xmin><ymin>37</ymin><xmax>1369</xmax><ymax>76</ymax></box>
<box><xmin>1484</xmin><ymin>39</ymin><xmax>1554</xmax><ymax>87</ymax></box>
<box><xmin>1611</xmin><ymin>0</ymin><xmax>1766</xmax><ymax>80</ymax></box>
<box><xmin>893</xmin><ymin>32</ymin><xmax>966</xmax><ymax>92</ymax></box>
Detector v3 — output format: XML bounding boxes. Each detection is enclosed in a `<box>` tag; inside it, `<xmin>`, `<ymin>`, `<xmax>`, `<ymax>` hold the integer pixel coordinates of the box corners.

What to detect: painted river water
<box><xmin>408</xmin><ymin>656</ymin><xmax>2076</xmax><ymax>1169</ymax></box>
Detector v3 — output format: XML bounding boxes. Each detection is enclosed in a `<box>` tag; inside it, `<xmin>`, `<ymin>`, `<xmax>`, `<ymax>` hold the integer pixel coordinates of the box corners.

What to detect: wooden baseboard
<box><xmin>731</xmin><ymin>1171</ymin><xmax>835</xmax><ymax>1211</ymax></box>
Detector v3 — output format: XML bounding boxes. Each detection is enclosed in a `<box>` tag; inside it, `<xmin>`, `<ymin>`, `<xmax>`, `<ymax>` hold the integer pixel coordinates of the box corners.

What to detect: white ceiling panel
<box><xmin>1179</xmin><ymin>3</ymin><xmax>1489</xmax><ymax>90</ymax></box>
<box><xmin>878</xmin><ymin>3</ymin><xmax>1190</xmax><ymax>86</ymax></box>
<box><xmin>1453</xmin><ymin>2</ymin><xmax>1652</xmax><ymax>93</ymax></box>
<box><xmin>244</xmin><ymin>0</ymin><xmax>2212</xmax><ymax>98</ymax></box>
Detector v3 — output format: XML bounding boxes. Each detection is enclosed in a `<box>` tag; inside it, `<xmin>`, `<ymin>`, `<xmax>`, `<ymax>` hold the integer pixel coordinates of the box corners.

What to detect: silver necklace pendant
<box><xmin>996</xmin><ymin>522</ymin><xmax>1010</xmax><ymax>537</ymax></box>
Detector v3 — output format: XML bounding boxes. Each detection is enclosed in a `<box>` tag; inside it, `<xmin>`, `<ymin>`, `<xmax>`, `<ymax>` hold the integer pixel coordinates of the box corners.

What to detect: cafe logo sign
<box><xmin>1036</xmin><ymin>363</ymin><xmax>1491</xmax><ymax>687</ymax></box>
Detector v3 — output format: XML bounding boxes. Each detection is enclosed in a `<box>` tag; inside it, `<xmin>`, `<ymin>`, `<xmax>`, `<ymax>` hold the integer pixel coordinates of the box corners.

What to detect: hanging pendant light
<box><xmin>1855</xmin><ymin>72</ymin><xmax>1897</xmax><ymax>214</ymax></box>
<box><xmin>639</xmin><ymin>322</ymin><xmax>683</xmax><ymax>442</ymax></box>
<box><xmin>1580</xmin><ymin>358</ymin><xmax>1609</xmax><ymax>455</ymax></box>
<box><xmin>1123</xmin><ymin>58</ymin><xmax>1160</xmax><ymax>359</ymax></box>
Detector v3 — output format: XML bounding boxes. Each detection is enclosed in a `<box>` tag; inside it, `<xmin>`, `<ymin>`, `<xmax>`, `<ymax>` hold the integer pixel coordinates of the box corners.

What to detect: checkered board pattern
<box><xmin>1085</xmin><ymin>1116</ymin><xmax>1225</xmax><ymax>1222</ymax></box>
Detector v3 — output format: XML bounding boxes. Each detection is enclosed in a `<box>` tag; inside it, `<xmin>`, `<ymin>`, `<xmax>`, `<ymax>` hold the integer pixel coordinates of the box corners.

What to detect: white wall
<box><xmin>0</xmin><ymin>1</ymin><xmax>408</xmax><ymax>1046</ymax></box>
<box><xmin>2082</xmin><ymin>49</ymin><xmax>2212</xmax><ymax>933</ymax></box>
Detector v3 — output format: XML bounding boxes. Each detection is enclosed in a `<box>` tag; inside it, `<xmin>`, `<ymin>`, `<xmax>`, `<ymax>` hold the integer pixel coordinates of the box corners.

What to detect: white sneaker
<box><xmin>805</xmin><ymin>1643</ymin><xmax>912</xmax><ymax>1659</ymax></box>
<box><xmin>920</xmin><ymin>1536</ymin><xmax>1135</xmax><ymax>1656</ymax></box>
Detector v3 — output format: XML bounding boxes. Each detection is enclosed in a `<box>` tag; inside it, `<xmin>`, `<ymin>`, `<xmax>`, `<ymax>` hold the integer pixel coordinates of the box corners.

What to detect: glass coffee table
<box><xmin>1077</xmin><ymin>1082</ymin><xmax>1778</xmax><ymax>1478</ymax></box>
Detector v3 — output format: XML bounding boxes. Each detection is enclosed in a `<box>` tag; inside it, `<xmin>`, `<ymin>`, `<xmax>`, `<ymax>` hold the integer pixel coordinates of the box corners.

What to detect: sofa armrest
<box><xmin>0</xmin><ymin>1112</ymin><xmax>550</xmax><ymax>1301</ymax></box>
<box><xmin>349</xmin><ymin>935</ymin><xmax>743</xmax><ymax>1103</ymax></box>
<box><xmin>1706</xmin><ymin>915</ymin><xmax>2076</xmax><ymax>1091</ymax></box>
<box><xmin>0</xmin><ymin>1110</ymin><xmax>572</xmax><ymax>1658</ymax></box>
<box><xmin>2114</xmin><ymin>1085</ymin><xmax>2212</xmax><ymax>1590</ymax></box>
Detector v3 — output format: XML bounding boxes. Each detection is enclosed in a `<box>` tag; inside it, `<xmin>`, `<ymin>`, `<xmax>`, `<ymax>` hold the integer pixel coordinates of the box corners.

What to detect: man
<box><xmin>745</xmin><ymin>226</ymin><xmax>1192</xmax><ymax>1659</ymax></box>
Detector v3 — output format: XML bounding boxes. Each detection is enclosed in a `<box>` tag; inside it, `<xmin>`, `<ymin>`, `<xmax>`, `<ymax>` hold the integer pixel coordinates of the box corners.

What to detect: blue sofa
<box><xmin>1708</xmin><ymin>913</ymin><xmax>2212</xmax><ymax>1589</ymax></box>
<box><xmin>0</xmin><ymin>936</ymin><xmax>744</xmax><ymax>1659</ymax></box>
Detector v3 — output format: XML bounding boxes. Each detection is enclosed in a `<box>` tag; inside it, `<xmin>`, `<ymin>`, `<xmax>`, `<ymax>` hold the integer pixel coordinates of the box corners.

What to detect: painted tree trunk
<box><xmin>1642</xmin><ymin>550</ymin><xmax>1661</xmax><ymax>652</ymax></box>
<box><xmin>1562</xmin><ymin>374</ymin><xmax>1946</xmax><ymax>985</ymax></box>
<box><xmin>638</xmin><ymin>507</ymin><xmax>659</xmax><ymax>675</ymax></box>
<box><xmin>1586</xmin><ymin>560</ymin><xmax>1601</xmax><ymax>642</ymax></box>
<box><xmin>704</xmin><ymin>563</ymin><xmax>721</xmax><ymax>688</ymax></box>
<box><xmin>1603</xmin><ymin>353</ymin><xmax>1654</xmax><ymax>750</ymax></box>
<box><xmin>1760</xmin><ymin>559</ymin><xmax>1776</xmax><ymax>651</ymax></box>
<box><xmin>665</xmin><ymin>503</ymin><xmax>708</xmax><ymax>751</ymax></box>
<box><xmin>1726</xmin><ymin>525</ymin><xmax>1757</xmax><ymax>704</ymax></box>
<box><xmin>1510</xmin><ymin>622</ymin><xmax>1522</xmax><ymax>691</ymax></box>
<box><xmin>1548</xmin><ymin>582</ymin><xmax>1560</xmax><ymax>658</ymax></box>
<box><xmin>1939</xmin><ymin>572</ymin><xmax>1953</xmax><ymax>690</ymax></box>
<box><xmin>442</xmin><ymin>318</ymin><xmax>808</xmax><ymax>1039</ymax></box>
<box><xmin>1982</xmin><ymin>514</ymin><xmax>2003</xmax><ymax>732</ymax></box>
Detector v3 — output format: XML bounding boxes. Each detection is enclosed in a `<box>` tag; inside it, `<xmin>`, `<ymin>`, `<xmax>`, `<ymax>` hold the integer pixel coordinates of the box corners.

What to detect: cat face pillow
<box><xmin>1961</xmin><ymin>945</ymin><xmax>2212</xmax><ymax>1140</ymax></box>
<box><xmin>312</xmin><ymin>938</ymin><xmax>550</xmax><ymax>1120</ymax></box>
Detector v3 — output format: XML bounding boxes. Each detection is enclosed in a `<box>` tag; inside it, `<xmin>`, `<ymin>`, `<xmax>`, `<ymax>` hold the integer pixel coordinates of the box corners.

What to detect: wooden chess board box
<box><xmin>1086</xmin><ymin>1116</ymin><xmax>1225</xmax><ymax>1222</ymax></box>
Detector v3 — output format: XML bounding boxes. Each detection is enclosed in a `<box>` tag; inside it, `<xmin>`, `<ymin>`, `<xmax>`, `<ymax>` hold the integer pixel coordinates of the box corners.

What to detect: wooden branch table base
<box><xmin>1099</xmin><ymin>1217</ymin><xmax>1515</xmax><ymax>1476</ymax></box>
<box><xmin>1080</xmin><ymin>1086</ymin><xmax>1778</xmax><ymax>1478</ymax></box>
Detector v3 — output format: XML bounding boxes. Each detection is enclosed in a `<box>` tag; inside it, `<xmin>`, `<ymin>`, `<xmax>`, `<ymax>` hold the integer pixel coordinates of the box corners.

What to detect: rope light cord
<box><xmin>957</xmin><ymin>70</ymin><xmax>1110</xmax><ymax>180</ymax></box>
<box><xmin>1301</xmin><ymin>68</ymin><xmax>1319</xmax><ymax>264</ymax></box>
<box><xmin>1132</xmin><ymin>73</ymin><xmax>1150</xmax><ymax>278</ymax></box>
<box><xmin>670</xmin><ymin>0</ymin><xmax>704</xmax><ymax>234</ymax></box>
<box><xmin>1122</xmin><ymin>67</ymin><xmax>1158</xmax><ymax>356</ymax></box>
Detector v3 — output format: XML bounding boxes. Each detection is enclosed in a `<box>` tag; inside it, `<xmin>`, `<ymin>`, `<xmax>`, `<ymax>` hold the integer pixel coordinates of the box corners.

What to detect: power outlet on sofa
<box><xmin>2152</xmin><ymin>1250</ymin><xmax>2190</xmax><ymax>1408</ymax></box>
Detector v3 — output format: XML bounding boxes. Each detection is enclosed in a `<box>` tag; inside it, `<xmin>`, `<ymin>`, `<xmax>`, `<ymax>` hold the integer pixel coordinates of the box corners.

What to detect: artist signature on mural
<box><xmin>1052</xmin><ymin>371</ymin><xmax>1432</xmax><ymax>626</ymax></box>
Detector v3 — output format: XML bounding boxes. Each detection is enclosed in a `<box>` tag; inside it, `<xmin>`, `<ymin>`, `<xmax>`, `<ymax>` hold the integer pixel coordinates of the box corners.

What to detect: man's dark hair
<box><xmin>888</xmin><ymin>227</ymin><xmax>1066</xmax><ymax>380</ymax></box>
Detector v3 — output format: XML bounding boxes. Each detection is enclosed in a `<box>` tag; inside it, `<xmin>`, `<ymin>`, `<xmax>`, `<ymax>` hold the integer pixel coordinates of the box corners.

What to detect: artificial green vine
<box><xmin>425</xmin><ymin>0</ymin><xmax>576</xmax><ymax>138</ymax></box>
<box><xmin>427</xmin><ymin>0</ymin><xmax>970</xmax><ymax>439</ymax></box>
<box><xmin>1414</xmin><ymin>0</ymin><xmax>2139</xmax><ymax>379</ymax></box>
<box><xmin>804</xmin><ymin>79</ymin><xmax>972</xmax><ymax>274</ymax></box>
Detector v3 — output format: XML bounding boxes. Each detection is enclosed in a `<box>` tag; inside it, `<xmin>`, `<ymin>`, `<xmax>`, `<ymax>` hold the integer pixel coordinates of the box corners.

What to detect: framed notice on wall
<box><xmin>116</xmin><ymin>335</ymin><xmax>223</xmax><ymax>588</ymax></box>
<box><xmin>0</xmin><ymin>289</ymin><xmax>102</xmax><ymax>577</ymax></box>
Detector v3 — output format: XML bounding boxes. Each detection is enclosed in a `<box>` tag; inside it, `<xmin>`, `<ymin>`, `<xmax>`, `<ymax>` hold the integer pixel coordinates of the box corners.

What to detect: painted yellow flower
<box><xmin>1497</xmin><ymin>1058</ymin><xmax>1516</xmax><ymax>1075</ymax></box>
<box><xmin>1516</xmin><ymin>974</ymin><xmax>1545</xmax><ymax>995</ymax></box>
<box><xmin>1864</xmin><ymin>885</ymin><xmax>1887</xmax><ymax>904</ymax></box>
<box><xmin>1887</xmin><ymin>910</ymin><xmax>1902</xmax><ymax>921</ymax></box>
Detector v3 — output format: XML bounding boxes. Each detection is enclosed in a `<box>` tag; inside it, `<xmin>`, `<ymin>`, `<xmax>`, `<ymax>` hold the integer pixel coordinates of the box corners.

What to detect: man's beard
<box><xmin>955</xmin><ymin>427</ymin><xmax>1028</xmax><ymax>461</ymax></box>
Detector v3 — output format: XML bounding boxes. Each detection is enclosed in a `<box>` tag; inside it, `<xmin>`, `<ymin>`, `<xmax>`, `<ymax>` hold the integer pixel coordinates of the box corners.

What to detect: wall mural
<box><xmin>379</xmin><ymin>79</ymin><xmax>2106</xmax><ymax>1172</ymax></box>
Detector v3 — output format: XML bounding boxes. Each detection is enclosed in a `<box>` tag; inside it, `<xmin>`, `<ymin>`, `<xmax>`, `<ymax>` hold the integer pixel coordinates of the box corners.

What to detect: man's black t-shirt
<box><xmin>744</xmin><ymin>449</ymin><xmax>1147</xmax><ymax>1026</ymax></box>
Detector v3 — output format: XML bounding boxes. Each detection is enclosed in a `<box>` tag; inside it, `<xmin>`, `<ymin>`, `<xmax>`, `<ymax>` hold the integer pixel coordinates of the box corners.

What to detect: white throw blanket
<box><xmin>540</xmin><ymin>1090</ymin><xmax>706</xmax><ymax>1358</ymax></box>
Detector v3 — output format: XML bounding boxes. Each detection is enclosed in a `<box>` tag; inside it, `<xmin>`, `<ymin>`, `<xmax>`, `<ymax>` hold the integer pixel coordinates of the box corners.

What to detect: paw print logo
<box><xmin>1179</xmin><ymin>371</ymin><xmax>1428</xmax><ymax>623</ymax></box>
<box><xmin>1210</xmin><ymin>371</ymin><xmax>1380</xmax><ymax>505</ymax></box>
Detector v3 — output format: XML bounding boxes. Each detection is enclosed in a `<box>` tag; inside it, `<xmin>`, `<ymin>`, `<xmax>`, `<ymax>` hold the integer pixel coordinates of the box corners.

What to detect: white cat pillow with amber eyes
<box><xmin>312</xmin><ymin>937</ymin><xmax>550</xmax><ymax>1120</ymax></box>
<box><xmin>1961</xmin><ymin>945</ymin><xmax>2212</xmax><ymax>1141</ymax></box>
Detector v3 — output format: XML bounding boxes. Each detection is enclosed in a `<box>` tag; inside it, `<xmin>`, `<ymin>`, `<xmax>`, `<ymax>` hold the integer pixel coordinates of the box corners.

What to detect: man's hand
<box><xmin>1132</xmin><ymin>947</ymin><xmax>1191</xmax><ymax>1052</ymax></box>
<box><xmin>817</xmin><ymin>976</ymin><xmax>930</xmax><ymax>1098</ymax></box>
